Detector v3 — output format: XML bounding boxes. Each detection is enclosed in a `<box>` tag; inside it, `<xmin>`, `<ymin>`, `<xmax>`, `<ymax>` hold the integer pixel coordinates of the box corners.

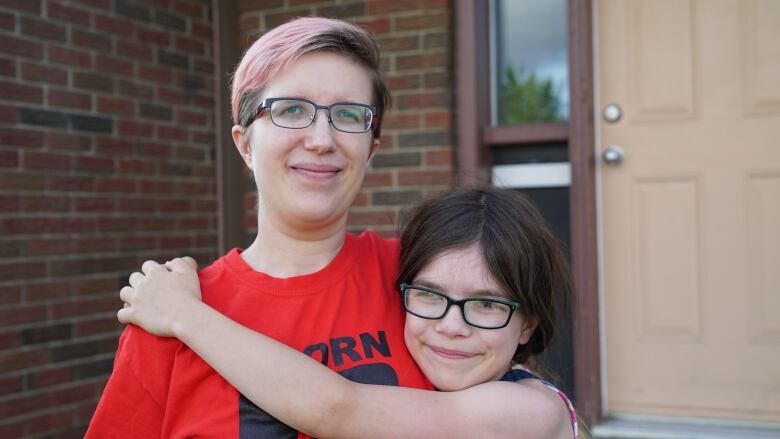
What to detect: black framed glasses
<box><xmin>246</xmin><ymin>97</ymin><xmax>378</xmax><ymax>134</ymax></box>
<box><xmin>399</xmin><ymin>283</ymin><xmax>520</xmax><ymax>330</ymax></box>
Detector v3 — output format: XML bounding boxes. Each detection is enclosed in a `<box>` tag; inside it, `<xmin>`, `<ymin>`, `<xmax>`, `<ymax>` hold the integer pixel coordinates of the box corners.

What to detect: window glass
<box><xmin>491</xmin><ymin>0</ymin><xmax>569</xmax><ymax>125</ymax></box>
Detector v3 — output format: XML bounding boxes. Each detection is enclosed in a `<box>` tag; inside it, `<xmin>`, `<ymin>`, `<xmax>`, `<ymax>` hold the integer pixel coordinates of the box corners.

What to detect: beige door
<box><xmin>598</xmin><ymin>0</ymin><xmax>780</xmax><ymax>422</ymax></box>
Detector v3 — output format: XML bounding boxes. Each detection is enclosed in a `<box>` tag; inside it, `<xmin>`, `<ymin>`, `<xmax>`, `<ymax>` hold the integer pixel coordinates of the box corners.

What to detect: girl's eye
<box><xmin>283</xmin><ymin>105</ymin><xmax>304</xmax><ymax>114</ymax></box>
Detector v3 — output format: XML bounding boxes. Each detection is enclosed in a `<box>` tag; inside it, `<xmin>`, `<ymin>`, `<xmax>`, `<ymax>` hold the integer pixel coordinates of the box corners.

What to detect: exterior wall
<box><xmin>0</xmin><ymin>1</ymin><xmax>217</xmax><ymax>437</ymax></box>
<box><xmin>237</xmin><ymin>0</ymin><xmax>456</xmax><ymax>238</ymax></box>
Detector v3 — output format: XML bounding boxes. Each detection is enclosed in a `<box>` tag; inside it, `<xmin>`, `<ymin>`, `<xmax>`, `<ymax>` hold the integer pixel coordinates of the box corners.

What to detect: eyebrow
<box><xmin>411</xmin><ymin>279</ymin><xmax>511</xmax><ymax>300</ymax></box>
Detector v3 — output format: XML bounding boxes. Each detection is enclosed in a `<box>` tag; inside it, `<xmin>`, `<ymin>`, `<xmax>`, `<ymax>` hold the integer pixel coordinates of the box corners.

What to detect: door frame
<box><xmin>454</xmin><ymin>0</ymin><xmax>601</xmax><ymax>424</ymax></box>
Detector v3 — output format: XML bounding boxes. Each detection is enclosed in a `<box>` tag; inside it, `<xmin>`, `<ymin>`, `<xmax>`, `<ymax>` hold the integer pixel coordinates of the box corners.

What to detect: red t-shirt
<box><xmin>86</xmin><ymin>232</ymin><xmax>432</xmax><ymax>438</ymax></box>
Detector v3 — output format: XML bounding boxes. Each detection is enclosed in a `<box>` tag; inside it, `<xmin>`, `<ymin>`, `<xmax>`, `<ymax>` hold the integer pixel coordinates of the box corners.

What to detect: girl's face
<box><xmin>403</xmin><ymin>245</ymin><xmax>536</xmax><ymax>391</ymax></box>
<box><xmin>232</xmin><ymin>52</ymin><xmax>378</xmax><ymax>236</ymax></box>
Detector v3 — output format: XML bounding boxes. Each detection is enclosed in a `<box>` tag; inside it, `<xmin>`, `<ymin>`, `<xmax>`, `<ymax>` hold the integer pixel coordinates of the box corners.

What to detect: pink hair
<box><xmin>230</xmin><ymin>17</ymin><xmax>388</xmax><ymax>136</ymax></box>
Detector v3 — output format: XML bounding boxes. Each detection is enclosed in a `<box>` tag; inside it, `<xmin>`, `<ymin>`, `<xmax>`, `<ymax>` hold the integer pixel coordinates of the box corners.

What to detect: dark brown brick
<box><xmin>49</xmin><ymin>89</ymin><xmax>92</xmax><ymax>110</ymax></box>
<box><xmin>398</xmin><ymin>130</ymin><xmax>451</xmax><ymax>147</ymax></box>
<box><xmin>73</xmin><ymin>72</ymin><xmax>114</xmax><ymax>93</ymax></box>
<box><xmin>72</xmin><ymin>29</ymin><xmax>112</xmax><ymax>52</ymax></box>
<box><xmin>22</xmin><ymin>151</ymin><xmax>71</xmax><ymax>171</ymax></box>
<box><xmin>47</xmin><ymin>2</ymin><xmax>91</xmax><ymax>26</ymax></box>
<box><xmin>97</xmin><ymin>96</ymin><xmax>134</xmax><ymax>116</ymax></box>
<box><xmin>21</xmin><ymin>17</ymin><xmax>67</xmax><ymax>41</ymax></box>
<box><xmin>372</xmin><ymin>190</ymin><xmax>422</xmax><ymax>206</ymax></box>
<box><xmin>0</xmin><ymin>34</ymin><xmax>43</xmax><ymax>59</ymax></box>
<box><xmin>95</xmin><ymin>54</ymin><xmax>134</xmax><ymax>76</ymax></box>
<box><xmin>0</xmin><ymin>128</ymin><xmax>45</xmax><ymax>147</ymax></box>
<box><xmin>94</xmin><ymin>13</ymin><xmax>134</xmax><ymax>35</ymax></box>
<box><xmin>48</xmin><ymin>44</ymin><xmax>92</xmax><ymax>68</ymax></box>
<box><xmin>21</xmin><ymin>62</ymin><xmax>68</xmax><ymax>85</ymax></box>
<box><xmin>0</xmin><ymin>58</ymin><xmax>15</xmax><ymax>77</ymax></box>
<box><xmin>0</xmin><ymin>81</ymin><xmax>43</xmax><ymax>103</ymax></box>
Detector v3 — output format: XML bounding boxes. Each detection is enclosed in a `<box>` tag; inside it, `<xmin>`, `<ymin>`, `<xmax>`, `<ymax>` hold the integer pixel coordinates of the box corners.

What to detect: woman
<box><xmin>120</xmin><ymin>188</ymin><xmax>581</xmax><ymax>438</ymax></box>
<box><xmin>87</xmin><ymin>17</ymin><xmax>431</xmax><ymax>438</ymax></box>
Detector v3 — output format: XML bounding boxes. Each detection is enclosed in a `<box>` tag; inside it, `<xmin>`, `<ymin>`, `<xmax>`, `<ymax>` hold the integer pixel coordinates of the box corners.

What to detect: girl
<box><xmin>120</xmin><ymin>188</ymin><xmax>581</xmax><ymax>438</ymax></box>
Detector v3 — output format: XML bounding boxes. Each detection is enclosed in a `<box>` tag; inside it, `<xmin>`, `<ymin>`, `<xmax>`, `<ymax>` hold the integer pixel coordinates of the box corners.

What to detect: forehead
<box><xmin>262</xmin><ymin>51</ymin><xmax>374</xmax><ymax>104</ymax></box>
<box><xmin>414</xmin><ymin>246</ymin><xmax>512</xmax><ymax>299</ymax></box>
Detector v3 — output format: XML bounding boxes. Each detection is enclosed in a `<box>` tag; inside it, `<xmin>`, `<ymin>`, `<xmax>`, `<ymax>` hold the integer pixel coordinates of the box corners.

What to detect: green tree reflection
<box><xmin>500</xmin><ymin>65</ymin><xmax>563</xmax><ymax>124</ymax></box>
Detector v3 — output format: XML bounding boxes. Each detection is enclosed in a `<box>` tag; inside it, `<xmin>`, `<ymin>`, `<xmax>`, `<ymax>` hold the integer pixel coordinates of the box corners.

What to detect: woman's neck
<box><xmin>240</xmin><ymin>216</ymin><xmax>347</xmax><ymax>278</ymax></box>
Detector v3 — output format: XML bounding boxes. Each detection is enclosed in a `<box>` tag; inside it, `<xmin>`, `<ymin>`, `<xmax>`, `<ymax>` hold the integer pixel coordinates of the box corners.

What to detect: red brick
<box><xmin>191</xmin><ymin>22</ymin><xmax>212</xmax><ymax>39</ymax></box>
<box><xmin>118</xmin><ymin>120</ymin><xmax>155</xmax><ymax>138</ymax></box>
<box><xmin>0</xmin><ymin>81</ymin><xmax>43</xmax><ymax>103</ymax></box>
<box><xmin>117</xmin><ymin>80</ymin><xmax>154</xmax><ymax>99</ymax></box>
<box><xmin>0</xmin><ymin>374</ymin><xmax>21</xmax><ymax>396</ymax></box>
<box><xmin>69</xmin><ymin>276</ymin><xmax>114</xmax><ymax>296</ymax></box>
<box><xmin>175</xmin><ymin>109</ymin><xmax>207</xmax><ymax>125</ymax></box>
<box><xmin>47</xmin><ymin>2</ymin><xmax>91</xmax><ymax>26</ymax></box>
<box><xmin>95</xmin><ymin>54</ymin><xmax>134</xmax><ymax>76</ymax></box>
<box><xmin>383</xmin><ymin>113</ymin><xmax>420</xmax><ymax>130</ymax></box>
<box><xmin>96</xmin><ymin>217</ymin><xmax>138</xmax><ymax>232</ymax></box>
<box><xmin>424</xmin><ymin>111</ymin><xmax>452</xmax><ymax>128</ymax></box>
<box><xmin>73</xmin><ymin>236</ymin><xmax>116</xmax><ymax>253</ymax></box>
<box><xmin>0</xmin><ymin>218</ymin><xmax>47</xmax><ymax>235</ymax></box>
<box><xmin>396</xmin><ymin>91</ymin><xmax>449</xmax><ymax>109</ymax></box>
<box><xmin>45</xmin><ymin>132</ymin><xmax>92</xmax><ymax>151</ymax></box>
<box><xmin>136</xmin><ymin>26</ymin><xmax>170</xmax><ymax>45</ymax></box>
<box><xmin>47</xmin><ymin>175</ymin><xmax>95</xmax><ymax>192</ymax></box>
<box><xmin>175</xmin><ymin>35</ymin><xmax>205</xmax><ymax>55</ymax></box>
<box><xmin>118</xmin><ymin>158</ymin><xmax>156</xmax><ymax>175</ymax></box>
<box><xmin>356</xmin><ymin>17</ymin><xmax>390</xmax><ymax>34</ymax></box>
<box><xmin>366</xmin><ymin>0</ymin><xmax>448</xmax><ymax>14</ymax></box>
<box><xmin>0</xmin><ymin>57</ymin><xmax>15</xmax><ymax>77</ymax></box>
<box><xmin>160</xmin><ymin>236</ymin><xmax>192</xmax><ymax>248</ymax></box>
<box><xmin>119</xmin><ymin>234</ymin><xmax>155</xmax><ymax>248</ymax></box>
<box><xmin>75</xmin><ymin>316</ymin><xmax>122</xmax><ymax>336</ymax></box>
<box><xmin>347</xmin><ymin>210</ymin><xmax>397</xmax><ymax>226</ymax></box>
<box><xmin>158</xmin><ymin>86</ymin><xmax>188</xmax><ymax>104</ymax></box>
<box><xmin>362</xmin><ymin>171</ymin><xmax>392</xmax><ymax>187</ymax></box>
<box><xmin>21</xmin><ymin>16</ymin><xmax>67</xmax><ymax>41</ymax></box>
<box><xmin>0</xmin><ymin>348</ymin><xmax>47</xmax><ymax>373</ymax></box>
<box><xmin>138</xmin><ymin>64</ymin><xmax>172</xmax><ymax>82</ymax></box>
<box><xmin>97</xmin><ymin>96</ymin><xmax>134</xmax><ymax>116</ymax></box>
<box><xmin>157</xmin><ymin>125</ymin><xmax>187</xmax><ymax>141</ymax></box>
<box><xmin>95</xmin><ymin>176</ymin><xmax>136</xmax><ymax>193</ymax></box>
<box><xmin>399</xmin><ymin>169</ymin><xmax>453</xmax><ymax>185</ymax></box>
<box><xmin>49</xmin><ymin>89</ymin><xmax>92</xmax><ymax>110</ymax></box>
<box><xmin>0</xmin><ymin>150</ymin><xmax>18</xmax><ymax>167</ymax></box>
<box><xmin>73</xmin><ymin>29</ymin><xmax>111</xmax><ymax>52</ymax></box>
<box><xmin>75</xmin><ymin>0</ymin><xmax>111</xmax><ymax>9</ymax></box>
<box><xmin>193</xmin><ymin>58</ymin><xmax>214</xmax><ymax>74</ymax></box>
<box><xmin>0</xmin><ymin>194</ymin><xmax>19</xmax><ymax>212</ymax></box>
<box><xmin>75</xmin><ymin>197</ymin><xmax>114</xmax><ymax>212</ymax></box>
<box><xmin>0</xmin><ymin>34</ymin><xmax>43</xmax><ymax>59</ymax></box>
<box><xmin>25</xmin><ymin>238</ymin><xmax>71</xmax><ymax>256</ymax></box>
<box><xmin>0</xmin><ymin>172</ymin><xmax>46</xmax><ymax>190</ymax></box>
<box><xmin>95</xmin><ymin>138</ymin><xmax>134</xmax><ymax>155</ymax></box>
<box><xmin>44</xmin><ymin>218</ymin><xmax>93</xmax><ymax>234</ymax></box>
<box><xmin>117</xmin><ymin>40</ymin><xmax>153</xmax><ymax>62</ymax></box>
<box><xmin>20</xmin><ymin>195</ymin><xmax>69</xmax><ymax>212</ymax></box>
<box><xmin>0</xmin><ymin>11</ymin><xmax>15</xmax><ymax>31</ymax></box>
<box><xmin>139</xmin><ymin>141</ymin><xmax>171</xmax><ymax>158</ymax></box>
<box><xmin>22</xmin><ymin>151</ymin><xmax>71</xmax><ymax>171</ymax></box>
<box><xmin>47</xmin><ymin>258</ymin><xmax>97</xmax><ymax>278</ymax></box>
<box><xmin>48</xmin><ymin>44</ymin><xmax>92</xmax><ymax>68</ymax></box>
<box><xmin>94</xmin><ymin>13</ymin><xmax>133</xmax><ymax>35</ymax></box>
<box><xmin>396</xmin><ymin>53</ymin><xmax>448</xmax><ymax>70</ymax></box>
<box><xmin>32</xmin><ymin>367</ymin><xmax>70</xmax><ymax>388</ymax></box>
<box><xmin>0</xmin><ymin>303</ymin><xmax>46</xmax><ymax>325</ymax></box>
<box><xmin>76</xmin><ymin>156</ymin><xmax>114</xmax><ymax>173</ymax></box>
<box><xmin>173</xmin><ymin>0</ymin><xmax>203</xmax><ymax>18</ymax></box>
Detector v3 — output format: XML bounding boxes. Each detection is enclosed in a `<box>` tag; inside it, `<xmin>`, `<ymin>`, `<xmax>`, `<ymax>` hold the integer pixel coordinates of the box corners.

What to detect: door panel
<box><xmin>598</xmin><ymin>0</ymin><xmax>780</xmax><ymax>422</ymax></box>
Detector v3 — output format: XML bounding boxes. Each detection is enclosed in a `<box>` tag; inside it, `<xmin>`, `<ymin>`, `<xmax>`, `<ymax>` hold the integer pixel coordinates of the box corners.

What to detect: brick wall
<box><xmin>0</xmin><ymin>0</ymin><xmax>217</xmax><ymax>437</ymax></box>
<box><xmin>237</xmin><ymin>0</ymin><xmax>456</xmax><ymax>238</ymax></box>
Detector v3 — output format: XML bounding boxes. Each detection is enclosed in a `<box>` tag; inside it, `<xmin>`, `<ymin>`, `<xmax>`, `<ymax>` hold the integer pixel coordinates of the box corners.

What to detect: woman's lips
<box><xmin>428</xmin><ymin>346</ymin><xmax>476</xmax><ymax>360</ymax></box>
<box><xmin>291</xmin><ymin>163</ymin><xmax>341</xmax><ymax>180</ymax></box>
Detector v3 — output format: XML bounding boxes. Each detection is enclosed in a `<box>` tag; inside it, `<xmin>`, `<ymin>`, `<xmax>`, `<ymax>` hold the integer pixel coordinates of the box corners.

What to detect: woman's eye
<box><xmin>283</xmin><ymin>105</ymin><xmax>304</xmax><ymax>114</ymax></box>
<box><xmin>336</xmin><ymin>109</ymin><xmax>359</xmax><ymax>122</ymax></box>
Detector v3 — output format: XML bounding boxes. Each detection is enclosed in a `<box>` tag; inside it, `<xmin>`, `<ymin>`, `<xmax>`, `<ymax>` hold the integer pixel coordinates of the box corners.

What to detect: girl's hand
<box><xmin>118</xmin><ymin>257</ymin><xmax>202</xmax><ymax>337</ymax></box>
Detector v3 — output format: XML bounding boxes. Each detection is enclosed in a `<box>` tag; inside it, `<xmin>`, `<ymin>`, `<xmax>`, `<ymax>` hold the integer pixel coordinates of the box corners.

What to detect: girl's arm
<box><xmin>119</xmin><ymin>258</ymin><xmax>571</xmax><ymax>439</ymax></box>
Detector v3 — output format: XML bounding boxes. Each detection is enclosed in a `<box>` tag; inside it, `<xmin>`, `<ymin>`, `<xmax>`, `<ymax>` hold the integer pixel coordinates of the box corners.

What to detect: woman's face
<box><xmin>233</xmin><ymin>52</ymin><xmax>378</xmax><ymax>235</ymax></box>
<box><xmin>403</xmin><ymin>245</ymin><xmax>536</xmax><ymax>391</ymax></box>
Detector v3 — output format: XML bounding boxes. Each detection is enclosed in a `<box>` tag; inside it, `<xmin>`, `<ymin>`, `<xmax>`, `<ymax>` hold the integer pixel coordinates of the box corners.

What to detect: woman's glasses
<box><xmin>246</xmin><ymin>97</ymin><xmax>377</xmax><ymax>134</ymax></box>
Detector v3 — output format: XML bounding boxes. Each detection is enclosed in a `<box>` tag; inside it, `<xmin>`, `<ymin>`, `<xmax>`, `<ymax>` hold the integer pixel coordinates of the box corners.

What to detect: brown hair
<box><xmin>397</xmin><ymin>187</ymin><xmax>572</xmax><ymax>364</ymax></box>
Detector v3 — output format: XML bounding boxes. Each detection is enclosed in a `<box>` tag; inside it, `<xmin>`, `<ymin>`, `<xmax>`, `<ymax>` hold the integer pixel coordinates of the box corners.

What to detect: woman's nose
<box><xmin>304</xmin><ymin>110</ymin><xmax>336</xmax><ymax>153</ymax></box>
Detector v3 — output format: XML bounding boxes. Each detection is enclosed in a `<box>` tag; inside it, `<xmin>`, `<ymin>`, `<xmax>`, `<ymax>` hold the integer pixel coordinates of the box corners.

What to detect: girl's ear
<box><xmin>232</xmin><ymin>125</ymin><xmax>253</xmax><ymax>169</ymax></box>
<box><xmin>517</xmin><ymin>315</ymin><xmax>539</xmax><ymax>345</ymax></box>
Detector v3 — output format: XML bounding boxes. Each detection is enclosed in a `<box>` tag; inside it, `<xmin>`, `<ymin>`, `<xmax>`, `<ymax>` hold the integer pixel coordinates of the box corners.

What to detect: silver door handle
<box><xmin>602</xmin><ymin>145</ymin><xmax>624</xmax><ymax>165</ymax></box>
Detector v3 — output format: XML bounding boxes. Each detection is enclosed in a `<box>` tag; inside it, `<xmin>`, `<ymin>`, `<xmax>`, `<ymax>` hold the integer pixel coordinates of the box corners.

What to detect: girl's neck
<box><xmin>240</xmin><ymin>216</ymin><xmax>347</xmax><ymax>278</ymax></box>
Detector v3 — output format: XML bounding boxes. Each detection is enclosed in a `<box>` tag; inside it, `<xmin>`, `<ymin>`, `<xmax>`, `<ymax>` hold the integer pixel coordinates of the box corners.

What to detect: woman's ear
<box><xmin>368</xmin><ymin>138</ymin><xmax>380</xmax><ymax>162</ymax></box>
<box><xmin>232</xmin><ymin>125</ymin><xmax>253</xmax><ymax>169</ymax></box>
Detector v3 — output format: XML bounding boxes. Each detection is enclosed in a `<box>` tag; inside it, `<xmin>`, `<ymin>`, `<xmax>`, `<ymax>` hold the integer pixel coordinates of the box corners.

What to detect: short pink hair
<box><xmin>231</xmin><ymin>17</ymin><xmax>389</xmax><ymax>137</ymax></box>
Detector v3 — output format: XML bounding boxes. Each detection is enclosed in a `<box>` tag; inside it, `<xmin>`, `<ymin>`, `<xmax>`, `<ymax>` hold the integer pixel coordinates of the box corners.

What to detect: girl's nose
<box><xmin>433</xmin><ymin>305</ymin><xmax>471</xmax><ymax>337</ymax></box>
